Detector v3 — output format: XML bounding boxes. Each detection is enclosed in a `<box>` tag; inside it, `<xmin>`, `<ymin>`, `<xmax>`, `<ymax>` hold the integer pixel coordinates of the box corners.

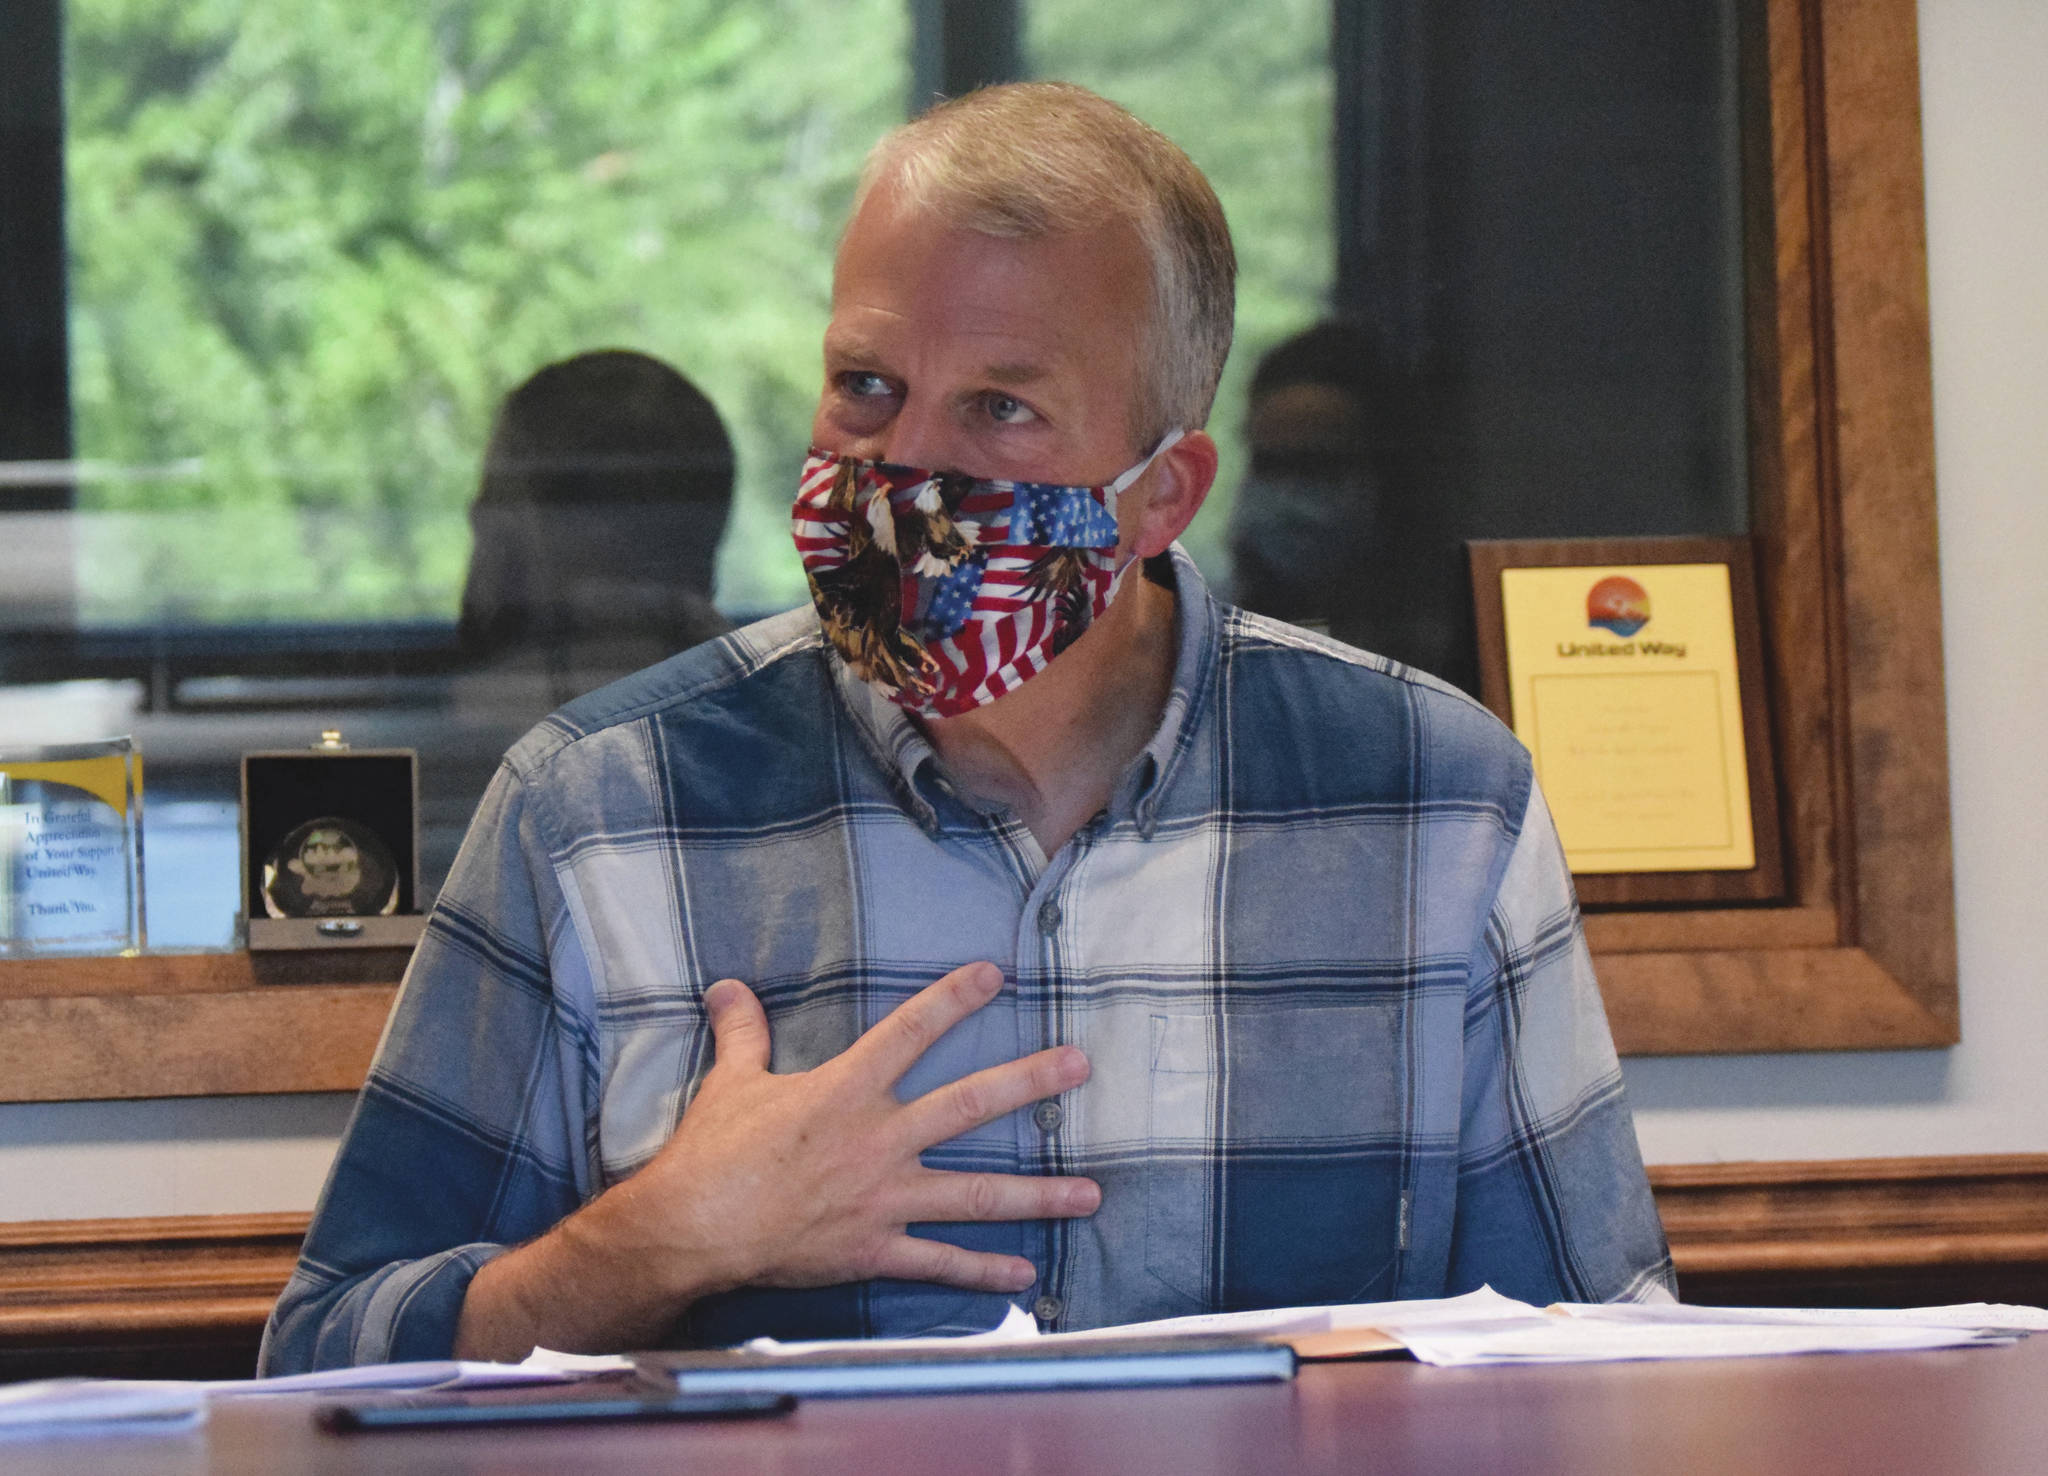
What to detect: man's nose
<box><xmin>873</xmin><ymin>391</ymin><xmax>961</xmax><ymax>472</ymax></box>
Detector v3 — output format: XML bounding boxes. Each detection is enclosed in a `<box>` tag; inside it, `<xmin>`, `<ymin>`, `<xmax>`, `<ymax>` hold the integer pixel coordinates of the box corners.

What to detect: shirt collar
<box><xmin>827</xmin><ymin>545</ymin><xmax>1221</xmax><ymax>839</ymax></box>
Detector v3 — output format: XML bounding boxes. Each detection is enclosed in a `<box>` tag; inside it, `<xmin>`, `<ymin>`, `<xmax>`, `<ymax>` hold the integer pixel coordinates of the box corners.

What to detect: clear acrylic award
<box><xmin>0</xmin><ymin>738</ymin><xmax>147</xmax><ymax>957</ymax></box>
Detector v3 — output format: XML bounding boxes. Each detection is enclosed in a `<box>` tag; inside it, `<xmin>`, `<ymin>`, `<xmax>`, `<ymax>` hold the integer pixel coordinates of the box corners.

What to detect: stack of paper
<box><xmin>1387</xmin><ymin>1300</ymin><xmax>2034</xmax><ymax>1367</ymax></box>
<box><xmin>0</xmin><ymin>1346</ymin><xmax>635</xmax><ymax>1437</ymax></box>
<box><xmin>210</xmin><ymin>1346</ymin><xmax>635</xmax><ymax>1396</ymax></box>
<box><xmin>0</xmin><ymin>1379</ymin><xmax>206</xmax><ymax>1434</ymax></box>
<box><xmin>863</xmin><ymin>1287</ymin><xmax>2043</xmax><ymax>1369</ymax></box>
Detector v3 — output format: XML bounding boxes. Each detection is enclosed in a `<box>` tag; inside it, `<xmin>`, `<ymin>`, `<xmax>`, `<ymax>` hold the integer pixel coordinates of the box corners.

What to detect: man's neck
<box><xmin>922</xmin><ymin>567</ymin><xmax>1179</xmax><ymax>858</ymax></box>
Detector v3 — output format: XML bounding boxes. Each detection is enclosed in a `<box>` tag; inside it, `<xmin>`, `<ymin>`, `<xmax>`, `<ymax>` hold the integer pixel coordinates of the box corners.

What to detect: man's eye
<box><xmin>841</xmin><ymin>371</ymin><xmax>894</xmax><ymax>399</ymax></box>
<box><xmin>984</xmin><ymin>392</ymin><xmax>1037</xmax><ymax>424</ymax></box>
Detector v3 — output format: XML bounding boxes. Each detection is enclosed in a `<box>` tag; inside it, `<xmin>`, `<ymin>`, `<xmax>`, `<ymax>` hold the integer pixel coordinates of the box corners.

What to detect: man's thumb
<box><xmin>704</xmin><ymin>979</ymin><xmax>771</xmax><ymax>1073</ymax></box>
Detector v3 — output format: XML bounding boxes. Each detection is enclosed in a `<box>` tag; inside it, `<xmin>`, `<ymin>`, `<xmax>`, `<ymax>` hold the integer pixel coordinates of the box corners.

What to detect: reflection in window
<box><xmin>15</xmin><ymin>1</ymin><xmax>1340</xmax><ymax>949</ymax></box>
<box><xmin>5</xmin><ymin>0</ymin><xmax>1750</xmax><ymax>953</ymax></box>
<box><xmin>33</xmin><ymin>0</ymin><xmax>916</xmax><ymax>946</ymax></box>
<box><xmin>1219</xmin><ymin>0</ymin><xmax>1750</xmax><ymax>694</ymax></box>
<box><xmin>64</xmin><ymin>0</ymin><xmax>906</xmax><ymax>624</ymax></box>
<box><xmin>1026</xmin><ymin>0</ymin><xmax>1334</xmax><ymax>574</ymax></box>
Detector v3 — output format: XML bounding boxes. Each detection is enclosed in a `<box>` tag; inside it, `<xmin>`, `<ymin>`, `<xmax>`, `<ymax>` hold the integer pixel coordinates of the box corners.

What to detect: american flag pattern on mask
<box><xmin>792</xmin><ymin>449</ymin><xmax>1126</xmax><ymax>718</ymax></box>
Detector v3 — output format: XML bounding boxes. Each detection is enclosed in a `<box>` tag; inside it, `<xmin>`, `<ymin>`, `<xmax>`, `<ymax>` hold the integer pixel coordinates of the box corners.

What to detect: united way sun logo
<box><xmin>1586</xmin><ymin>575</ymin><xmax>1651</xmax><ymax>637</ymax></box>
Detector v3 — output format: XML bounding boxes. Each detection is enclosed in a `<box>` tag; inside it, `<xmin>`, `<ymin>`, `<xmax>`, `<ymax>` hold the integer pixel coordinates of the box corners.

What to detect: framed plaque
<box><xmin>1469</xmin><ymin>537</ymin><xmax>1786</xmax><ymax>906</ymax></box>
<box><xmin>241</xmin><ymin>734</ymin><xmax>427</xmax><ymax>951</ymax></box>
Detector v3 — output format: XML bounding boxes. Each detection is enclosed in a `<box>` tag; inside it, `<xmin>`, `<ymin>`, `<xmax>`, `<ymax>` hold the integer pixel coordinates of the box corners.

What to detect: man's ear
<box><xmin>1126</xmin><ymin>430</ymin><xmax>1219</xmax><ymax>559</ymax></box>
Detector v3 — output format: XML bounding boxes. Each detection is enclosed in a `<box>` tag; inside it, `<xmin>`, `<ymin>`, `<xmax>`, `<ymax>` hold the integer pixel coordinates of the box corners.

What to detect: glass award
<box><xmin>0</xmin><ymin>738</ymin><xmax>147</xmax><ymax>957</ymax></box>
<box><xmin>260</xmin><ymin>816</ymin><xmax>401</xmax><ymax>919</ymax></box>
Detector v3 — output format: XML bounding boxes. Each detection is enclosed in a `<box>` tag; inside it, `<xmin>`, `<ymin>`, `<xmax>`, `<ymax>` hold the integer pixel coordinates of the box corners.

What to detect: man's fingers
<box><xmin>703</xmin><ymin>978</ymin><xmax>771</xmax><ymax>1075</ymax></box>
<box><xmin>901</xmin><ymin>1169</ymin><xmax>1102</xmax><ymax>1225</ymax></box>
<box><xmin>873</xmin><ymin>1235</ymin><xmax>1040</xmax><ymax>1294</ymax></box>
<box><xmin>850</xmin><ymin>962</ymin><xmax>1005</xmax><ymax>1083</ymax></box>
<box><xmin>897</xmin><ymin>1045</ymin><xmax>1091</xmax><ymax>1147</ymax></box>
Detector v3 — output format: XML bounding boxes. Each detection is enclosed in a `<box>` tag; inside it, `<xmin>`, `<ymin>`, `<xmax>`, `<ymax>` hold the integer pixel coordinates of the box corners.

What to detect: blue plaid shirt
<box><xmin>261</xmin><ymin>551</ymin><xmax>1672</xmax><ymax>1373</ymax></box>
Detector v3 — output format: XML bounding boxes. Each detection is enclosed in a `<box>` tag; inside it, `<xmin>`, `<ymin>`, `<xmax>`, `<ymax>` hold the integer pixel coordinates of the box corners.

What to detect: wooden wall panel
<box><xmin>4</xmin><ymin>1158</ymin><xmax>2043</xmax><ymax>1381</ymax></box>
<box><xmin>1655</xmin><ymin>1156</ymin><xmax>2048</xmax><ymax>1307</ymax></box>
<box><xmin>0</xmin><ymin>1213</ymin><xmax>304</xmax><ymax>1381</ymax></box>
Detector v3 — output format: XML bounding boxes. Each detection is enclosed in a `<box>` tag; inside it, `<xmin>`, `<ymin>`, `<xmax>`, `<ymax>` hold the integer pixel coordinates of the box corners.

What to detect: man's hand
<box><xmin>455</xmin><ymin>962</ymin><xmax>1097</xmax><ymax>1358</ymax></box>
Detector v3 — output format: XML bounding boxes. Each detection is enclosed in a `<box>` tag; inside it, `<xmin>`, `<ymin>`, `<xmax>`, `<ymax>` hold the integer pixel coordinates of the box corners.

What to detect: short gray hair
<box><xmin>852</xmin><ymin>82</ymin><xmax>1237</xmax><ymax>445</ymax></box>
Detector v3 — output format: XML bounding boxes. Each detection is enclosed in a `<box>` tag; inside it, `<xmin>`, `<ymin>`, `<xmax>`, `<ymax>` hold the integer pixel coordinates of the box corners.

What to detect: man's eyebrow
<box><xmin>983</xmin><ymin>361</ymin><xmax>1049</xmax><ymax>387</ymax></box>
<box><xmin>821</xmin><ymin>332</ymin><xmax>885</xmax><ymax>366</ymax></box>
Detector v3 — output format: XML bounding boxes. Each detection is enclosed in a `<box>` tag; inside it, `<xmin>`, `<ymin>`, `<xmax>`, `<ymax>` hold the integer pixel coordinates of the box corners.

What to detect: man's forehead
<box><xmin>830</xmin><ymin>212</ymin><xmax>1143</xmax><ymax>348</ymax></box>
<box><xmin>835</xmin><ymin>179</ymin><xmax>1146</xmax><ymax>294</ymax></box>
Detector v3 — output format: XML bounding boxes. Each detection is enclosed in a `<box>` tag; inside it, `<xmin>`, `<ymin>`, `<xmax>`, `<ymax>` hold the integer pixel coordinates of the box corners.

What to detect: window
<box><xmin>0</xmin><ymin>0</ymin><xmax>1960</xmax><ymax>1076</ymax></box>
<box><xmin>61</xmin><ymin>0</ymin><xmax>909</xmax><ymax>624</ymax></box>
<box><xmin>3</xmin><ymin>0</ymin><xmax>1334</xmax><ymax>947</ymax></box>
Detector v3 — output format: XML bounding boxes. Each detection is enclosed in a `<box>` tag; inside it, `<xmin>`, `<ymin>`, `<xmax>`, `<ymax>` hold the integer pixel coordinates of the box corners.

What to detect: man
<box><xmin>262</xmin><ymin>82</ymin><xmax>1671</xmax><ymax>1373</ymax></box>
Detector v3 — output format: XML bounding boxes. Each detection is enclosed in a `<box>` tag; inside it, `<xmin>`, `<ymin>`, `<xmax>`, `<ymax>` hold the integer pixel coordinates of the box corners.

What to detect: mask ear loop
<box><xmin>1103</xmin><ymin>427</ymin><xmax>1188</xmax><ymax>591</ymax></box>
<box><xmin>1104</xmin><ymin>427</ymin><xmax>1188</xmax><ymax>505</ymax></box>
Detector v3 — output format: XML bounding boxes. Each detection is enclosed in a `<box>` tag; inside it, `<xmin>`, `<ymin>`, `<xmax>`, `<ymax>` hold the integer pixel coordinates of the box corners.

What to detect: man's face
<box><xmin>811</xmin><ymin>179</ymin><xmax>1155</xmax><ymax>555</ymax></box>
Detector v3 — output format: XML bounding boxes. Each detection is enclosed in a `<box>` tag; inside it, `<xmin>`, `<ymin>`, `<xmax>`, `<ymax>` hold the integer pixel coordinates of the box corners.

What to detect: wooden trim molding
<box><xmin>0</xmin><ymin>1212</ymin><xmax>303</xmax><ymax>1342</ymax></box>
<box><xmin>2</xmin><ymin>1156</ymin><xmax>2043</xmax><ymax>1380</ymax></box>
<box><xmin>1653</xmin><ymin>1155</ymin><xmax>2048</xmax><ymax>1306</ymax></box>
<box><xmin>0</xmin><ymin>1212</ymin><xmax>305</xmax><ymax>1381</ymax></box>
<box><xmin>1584</xmin><ymin>0</ymin><xmax>1957</xmax><ymax>1054</ymax></box>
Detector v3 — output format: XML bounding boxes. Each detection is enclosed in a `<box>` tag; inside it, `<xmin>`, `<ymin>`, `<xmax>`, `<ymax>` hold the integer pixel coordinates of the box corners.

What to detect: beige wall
<box><xmin>1</xmin><ymin>0</ymin><xmax>2043</xmax><ymax>1222</ymax></box>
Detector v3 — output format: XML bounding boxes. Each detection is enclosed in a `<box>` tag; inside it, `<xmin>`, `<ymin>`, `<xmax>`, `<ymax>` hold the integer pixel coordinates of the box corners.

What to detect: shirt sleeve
<box><xmin>258</xmin><ymin>762</ymin><xmax>598</xmax><ymax>1373</ymax></box>
<box><xmin>1447</xmin><ymin>778</ymin><xmax>1676</xmax><ymax>1304</ymax></box>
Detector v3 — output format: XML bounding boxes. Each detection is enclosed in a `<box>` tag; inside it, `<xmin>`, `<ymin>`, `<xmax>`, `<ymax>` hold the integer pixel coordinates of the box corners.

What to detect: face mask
<box><xmin>792</xmin><ymin>430</ymin><xmax>1183</xmax><ymax>718</ymax></box>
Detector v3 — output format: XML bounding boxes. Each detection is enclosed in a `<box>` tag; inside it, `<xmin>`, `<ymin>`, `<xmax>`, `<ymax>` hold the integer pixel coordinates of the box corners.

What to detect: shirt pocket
<box><xmin>1144</xmin><ymin>1003</ymin><xmax>1408</xmax><ymax>1309</ymax></box>
<box><xmin>1145</xmin><ymin>1012</ymin><xmax>1217</xmax><ymax>1305</ymax></box>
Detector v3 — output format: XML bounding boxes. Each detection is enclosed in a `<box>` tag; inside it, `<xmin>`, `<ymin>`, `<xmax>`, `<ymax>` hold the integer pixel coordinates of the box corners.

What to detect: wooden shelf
<box><xmin>0</xmin><ymin>952</ymin><xmax>404</xmax><ymax>1103</ymax></box>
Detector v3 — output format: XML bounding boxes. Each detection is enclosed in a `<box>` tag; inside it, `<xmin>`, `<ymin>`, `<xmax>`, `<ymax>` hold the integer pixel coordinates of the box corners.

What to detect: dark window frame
<box><xmin>0</xmin><ymin>0</ymin><xmax>74</xmax><ymax>512</ymax></box>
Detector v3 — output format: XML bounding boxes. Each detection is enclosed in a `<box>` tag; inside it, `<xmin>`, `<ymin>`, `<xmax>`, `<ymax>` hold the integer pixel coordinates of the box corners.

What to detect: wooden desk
<box><xmin>7</xmin><ymin>1337</ymin><xmax>2046</xmax><ymax>1476</ymax></box>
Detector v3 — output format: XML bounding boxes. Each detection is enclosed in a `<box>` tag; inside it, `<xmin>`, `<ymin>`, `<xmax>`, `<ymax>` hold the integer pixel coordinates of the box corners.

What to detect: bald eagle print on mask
<box><xmin>791</xmin><ymin>432</ymin><xmax>1181</xmax><ymax>718</ymax></box>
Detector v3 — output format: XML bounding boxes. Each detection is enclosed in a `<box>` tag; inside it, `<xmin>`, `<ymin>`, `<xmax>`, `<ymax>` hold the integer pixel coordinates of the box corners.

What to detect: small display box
<box><xmin>241</xmin><ymin>731</ymin><xmax>427</xmax><ymax>951</ymax></box>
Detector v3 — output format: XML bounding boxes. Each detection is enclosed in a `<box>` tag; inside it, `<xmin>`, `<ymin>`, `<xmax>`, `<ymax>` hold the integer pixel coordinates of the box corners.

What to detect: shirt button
<box><xmin>1032</xmin><ymin>1099</ymin><xmax>1064</xmax><ymax>1133</ymax></box>
<box><xmin>1033</xmin><ymin>1295</ymin><xmax>1064</xmax><ymax>1324</ymax></box>
<box><xmin>1037</xmin><ymin>899</ymin><xmax>1062</xmax><ymax>934</ymax></box>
